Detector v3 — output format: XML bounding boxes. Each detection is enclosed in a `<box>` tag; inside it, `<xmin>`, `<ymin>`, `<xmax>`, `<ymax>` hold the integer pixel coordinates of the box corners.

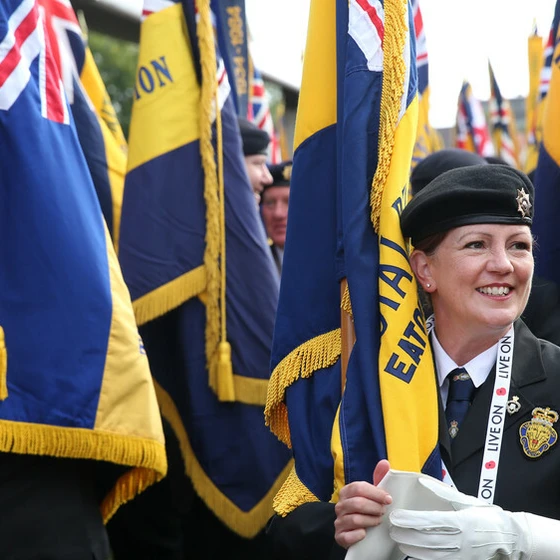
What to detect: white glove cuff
<box><xmin>522</xmin><ymin>512</ymin><xmax>560</xmax><ymax>560</ymax></box>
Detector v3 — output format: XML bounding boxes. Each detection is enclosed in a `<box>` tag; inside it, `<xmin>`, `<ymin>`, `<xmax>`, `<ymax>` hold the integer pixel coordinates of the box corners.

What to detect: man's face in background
<box><xmin>261</xmin><ymin>185</ymin><xmax>289</xmax><ymax>248</ymax></box>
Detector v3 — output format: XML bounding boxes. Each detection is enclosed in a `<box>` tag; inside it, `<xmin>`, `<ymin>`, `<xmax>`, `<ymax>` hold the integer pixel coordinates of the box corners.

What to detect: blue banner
<box><xmin>212</xmin><ymin>0</ymin><xmax>250</xmax><ymax>117</ymax></box>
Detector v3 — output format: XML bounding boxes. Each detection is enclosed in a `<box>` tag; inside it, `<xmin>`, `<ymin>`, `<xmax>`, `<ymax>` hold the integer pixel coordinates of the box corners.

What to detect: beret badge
<box><xmin>517</xmin><ymin>188</ymin><xmax>532</xmax><ymax>219</ymax></box>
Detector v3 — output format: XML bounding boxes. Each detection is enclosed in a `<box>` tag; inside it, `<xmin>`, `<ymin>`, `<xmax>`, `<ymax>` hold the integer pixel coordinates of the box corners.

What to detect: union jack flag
<box><xmin>539</xmin><ymin>3</ymin><xmax>560</xmax><ymax>102</ymax></box>
<box><xmin>248</xmin><ymin>62</ymin><xmax>281</xmax><ymax>163</ymax></box>
<box><xmin>0</xmin><ymin>0</ymin><xmax>69</xmax><ymax>123</ymax></box>
<box><xmin>456</xmin><ymin>81</ymin><xmax>495</xmax><ymax>157</ymax></box>
<box><xmin>0</xmin><ymin>0</ymin><xmax>167</xmax><ymax>520</ymax></box>
<box><xmin>488</xmin><ymin>63</ymin><xmax>519</xmax><ymax>167</ymax></box>
<box><xmin>412</xmin><ymin>0</ymin><xmax>428</xmax><ymax>95</ymax></box>
<box><xmin>36</xmin><ymin>0</ymin><xmax>82</xmax><ymax>102</ymax></box>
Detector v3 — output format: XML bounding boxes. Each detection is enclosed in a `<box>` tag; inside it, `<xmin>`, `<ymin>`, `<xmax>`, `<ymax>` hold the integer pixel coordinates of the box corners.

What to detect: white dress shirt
<box><xmin>431</xmin><ymin>330</ymin><xmax>498</xmax><ymax>408</ymax></box>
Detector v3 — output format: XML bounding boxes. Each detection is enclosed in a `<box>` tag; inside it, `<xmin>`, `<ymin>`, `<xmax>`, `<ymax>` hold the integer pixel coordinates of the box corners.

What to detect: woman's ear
<box><xmin>410</xmin><ymin>250</ymin><xmax>435</xmax><ymax>292</ymax></box>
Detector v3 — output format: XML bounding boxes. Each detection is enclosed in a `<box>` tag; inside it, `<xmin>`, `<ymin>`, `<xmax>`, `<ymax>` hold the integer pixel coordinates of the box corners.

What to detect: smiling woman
<box><xmin>268</xmin><ymin>163</ymin><xmax>560</xmax><ymax>560</ymax></box>
<box><xmin>401</xmin><ymin>165</ymin><xmax>535</xmax><ymax>365</ymax></box>
<box><xmin>413</xmin><ymin>221</ymin><xmax>533</xmax><ymax>351</ymax></box>
<box><xmin>331</xmin><ymin>164</ymin><xmax>560</xmax><ymax>559</ymax></box>
<box><xmin>411</xmin><ymin>222</ymin><xmax>533</xmax><ymax>364</ymax></box>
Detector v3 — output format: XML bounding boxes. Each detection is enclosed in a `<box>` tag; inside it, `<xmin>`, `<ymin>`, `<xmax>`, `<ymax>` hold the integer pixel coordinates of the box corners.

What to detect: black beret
<box><xmin>266</xmin><ymin>161</ymin><xmax>292</xmax><ymax>189</ymax></box>
<box><xmin>401</xmin><ymin>164</ymin><xmax>534</xmax><ymax>245</ymax></box>
<box><xmin>237</xmin><ymin>117</ymin><xmax>270</xmax><ymax>156</ymax></box>
<box><xmin>410</xmin><ymin>149</ymin><xmax>488</xmax><ymax>195</ymax></box>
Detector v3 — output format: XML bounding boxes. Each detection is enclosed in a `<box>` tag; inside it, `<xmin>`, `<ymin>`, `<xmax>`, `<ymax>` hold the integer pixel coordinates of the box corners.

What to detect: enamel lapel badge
<box><xmin>519</xmin><ymin>407</ymin><xmax>559</xmax><ymax>458</ymax></box>
<box><xmin>507</xmin><ymin>396</ymin><xmax>521</xmax><ymax>415</ymax></box>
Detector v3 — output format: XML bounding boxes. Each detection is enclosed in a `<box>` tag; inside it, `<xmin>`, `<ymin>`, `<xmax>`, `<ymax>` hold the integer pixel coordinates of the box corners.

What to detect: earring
<box><xmin>426</xmin><ymin>283</ymin><xmax>431</xmax><ymax>288</ymax></box>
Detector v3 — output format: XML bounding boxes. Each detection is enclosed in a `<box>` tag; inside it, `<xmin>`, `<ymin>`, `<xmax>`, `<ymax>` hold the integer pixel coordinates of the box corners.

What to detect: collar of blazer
<box><xmin>441</xmin><ymin>319</ymin><xmax>548</xmax><ymax>468</ymax></box>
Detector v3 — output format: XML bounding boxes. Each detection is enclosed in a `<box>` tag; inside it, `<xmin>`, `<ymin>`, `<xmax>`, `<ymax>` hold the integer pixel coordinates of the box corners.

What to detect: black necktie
<box><xmin>445</xmin><ymin>367</ymin><xmax>476</xmax><ymax>440</ymax></box>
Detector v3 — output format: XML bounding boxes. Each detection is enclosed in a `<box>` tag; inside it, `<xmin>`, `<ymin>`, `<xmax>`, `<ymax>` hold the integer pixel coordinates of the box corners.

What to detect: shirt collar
<box><xmin>432</xmin><ymin>330</ymin><xmax>498</xmax><ymax>389</ymax></box>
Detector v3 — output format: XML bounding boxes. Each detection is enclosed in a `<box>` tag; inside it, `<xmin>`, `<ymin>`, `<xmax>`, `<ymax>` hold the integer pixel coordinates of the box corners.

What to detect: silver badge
<box><xmin>517</xmin><ymin>188</ymin><xmax>532</xmax><ymax>218</ymax></box>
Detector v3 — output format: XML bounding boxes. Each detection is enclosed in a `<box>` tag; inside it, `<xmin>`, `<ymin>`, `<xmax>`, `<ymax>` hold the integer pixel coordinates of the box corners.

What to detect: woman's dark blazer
<box><xmin>267</xmin><ymin>319</ymin><xmax>560</xmax><ymax>559</ymax></box>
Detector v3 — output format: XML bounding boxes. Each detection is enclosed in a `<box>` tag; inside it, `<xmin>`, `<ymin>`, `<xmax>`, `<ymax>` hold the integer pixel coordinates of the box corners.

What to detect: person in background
<box><xmin>261</xmin><ymin>161</ymin><xmax>291</xmax><ymax>275</ymax></box>
<box><xmin>238</xmin><ymin>117</ymin><xmax>273</xmax><ymax>204</ymax></box>
<box><xmin>410</xmin><ymin>148</ymin><xmax>487</xmax><ymax>196</ymax></box>
<box><xmin>484</xmin><ymin>155</ymin><xmax>511</xmax><ymax>166</ymax></box>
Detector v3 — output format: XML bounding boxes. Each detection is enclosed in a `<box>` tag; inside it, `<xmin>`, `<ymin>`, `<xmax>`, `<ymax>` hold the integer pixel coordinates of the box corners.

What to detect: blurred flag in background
<box><xmin>455</xmin><ymin>81</ymin><xmax>495</xmax><ymax>157</ymax></box>
<box><xmin>212</xmin><ymin>0</ymin><xmax>250</xmax><ymax>118</ymax></box>
<box><xmin>533</xmin><ymin>7</ymin><xmax>560</xmax><ymax>286</ymax></box>
<box><xmin>248</xmin><ymin>60</ymin><xmax>282</xmax><ymax>163</ymax></box>
<box><xmin>525</xmin><ymin>24</ymin><xmax>544</xmax><ymax>174</ymax></box>
<box><xmin>488</xmin><ymin>62</ymin><xmax>520</xmax><ymax>168</ymax></box>
<box><xmin>411</xmin><ymin>0</ymin><xmax>443</xmax><ymax>169</ymax></box>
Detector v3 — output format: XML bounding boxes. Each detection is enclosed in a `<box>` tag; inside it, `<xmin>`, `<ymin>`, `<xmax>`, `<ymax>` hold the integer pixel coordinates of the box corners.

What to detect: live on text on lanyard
<box><xmin>427</xmin><ymin>316</ymin><xmax>514</xmax><ymax>505</ymax></box>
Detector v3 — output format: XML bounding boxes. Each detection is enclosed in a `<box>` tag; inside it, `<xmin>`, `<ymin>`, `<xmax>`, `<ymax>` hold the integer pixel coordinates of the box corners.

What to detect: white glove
<box><xmin>388</xmin><ymin>478</ymin><xmax>560</xmax><ymax>560</ymax></box>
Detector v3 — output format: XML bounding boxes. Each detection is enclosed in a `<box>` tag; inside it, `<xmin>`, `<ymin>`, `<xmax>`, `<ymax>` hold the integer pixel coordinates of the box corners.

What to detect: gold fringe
<box><xmin>265</xmin><ymin>329</ymin><xmax>342</xmax><ymax>447</ymax></box>
<box><xmin>0</xmin><ymin>327</ymin><xmax>7</xmax><ymax>400</ymax></box>
<box><xmin>0</xmin><ymin>419</ymin><xmax>167</xmax><ymax>521</ymax></box>
<box><xmin>369</xmin><ymin>0</ymin><xmax>407</xmax><ymax>232</ymax></box>
<box><xmin>133</xmin><ymin>265</ymin><xmax>207</xmax><ymax>326</ymax></box>
<box><xmin>101</xmin><ymin>466</ymin><xmax>161</xmax><ymax>523</ymax></box>
<box><xmin>232</xmin><ymin>375</ymin><xmax>269</xmax><ymax>406</ymax></box>
<box><xmin>273</xmin><ymin>465</ymin><xmax>320</xmax><ymax>517</ymax></box>
<box><xmin>155</xmin><ymin>380</ymin><xmax>292</xmax><ymax>537</ymax></box>
<box><xmin>340</xmin><ymin>282</ymin><xmax>353</xmax><ymax>318</ymax></box>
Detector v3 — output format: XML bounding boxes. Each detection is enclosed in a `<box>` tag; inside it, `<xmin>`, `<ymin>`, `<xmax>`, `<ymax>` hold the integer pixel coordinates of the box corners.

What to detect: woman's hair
<box><xmin>410</xmin><ymin>233</ymin><xmax>448</xmax><ymax>318</ymax></box>
<box><xmin>411</xmin><ymin>231</ymin><xmax>448</xmax><ymax>256</ymax></box>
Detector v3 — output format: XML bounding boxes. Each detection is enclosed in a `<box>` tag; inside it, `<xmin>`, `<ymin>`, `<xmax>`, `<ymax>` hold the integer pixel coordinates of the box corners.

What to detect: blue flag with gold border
<box><xmin>265</xmin><ymin>0</ymin><xmax>440</xmax><ymax>516</ymax></box>
<box><xmin>0</xmin><ymin>0</ymin><xmax>166</xmax><ymax>523</ymax></box>
<box><xmin>118</xmin><ymin>0</ymin><xmax>291</xmax><ymax>536</ymax></box>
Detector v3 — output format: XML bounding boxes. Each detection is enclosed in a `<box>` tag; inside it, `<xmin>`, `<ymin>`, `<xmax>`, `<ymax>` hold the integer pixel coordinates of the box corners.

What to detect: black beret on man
<box><xmin>266</xmin><ymin>161</ymin><xmax>292</xmax><ymax>189</ymax></box>
<box><xmin>237</xmin><ymin>117</ymin><xmax>270</xmax><ymax>156</ymax></box>
<box><xmin>401</xmin><ymin>164</ymin><xmax>534</xmax><ymax>245</ymax></box>
<box><xmin>410</xmin><ymin>148</ymin><xmax>488</xmax><ymax>196</ymax></box>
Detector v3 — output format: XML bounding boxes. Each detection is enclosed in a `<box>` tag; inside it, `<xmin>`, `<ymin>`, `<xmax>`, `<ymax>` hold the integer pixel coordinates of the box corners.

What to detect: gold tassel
<box><xmin>0</xmin><ymin>326</ymin><xmax>7</xmax><ymax>400</ymax></box>
<box><xmin>217</xmin><ymin>341</ymin><xmax>235</xmax><ymax>401</ymax></box>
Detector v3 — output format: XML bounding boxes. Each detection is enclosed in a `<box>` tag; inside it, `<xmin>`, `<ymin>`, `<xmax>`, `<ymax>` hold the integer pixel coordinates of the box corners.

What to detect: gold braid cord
<box><xmin>370</xmin><ymin>0</ymin><xmax>407</xmax><ymax>232</ymax></box>
<box><xmin>195</xmin><ymin>0</ymin><xmax>234</xmax><ymax>400</ymax></box>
